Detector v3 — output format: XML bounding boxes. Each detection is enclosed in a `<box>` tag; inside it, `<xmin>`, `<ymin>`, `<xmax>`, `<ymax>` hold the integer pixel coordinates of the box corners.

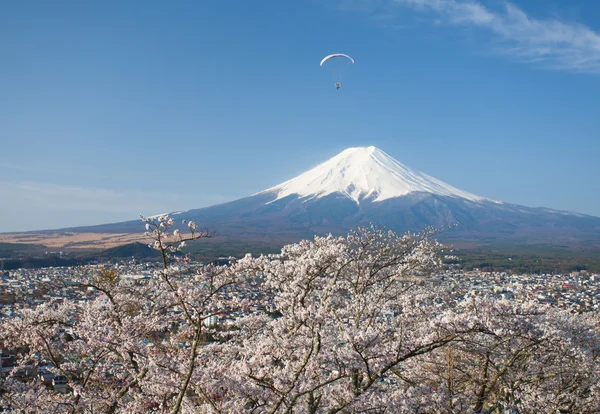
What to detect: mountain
<box><xmin>40</xmin><ymin>146</ymin><xmax>600</xmax><ymax>249</ymax></box>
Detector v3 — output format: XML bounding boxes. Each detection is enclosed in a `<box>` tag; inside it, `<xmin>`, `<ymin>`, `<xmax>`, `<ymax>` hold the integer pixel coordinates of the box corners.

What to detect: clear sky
<box><xmin>1</xmin><ymin>0</ymin><xmax>599</xmax><ymax>232</ymax></box>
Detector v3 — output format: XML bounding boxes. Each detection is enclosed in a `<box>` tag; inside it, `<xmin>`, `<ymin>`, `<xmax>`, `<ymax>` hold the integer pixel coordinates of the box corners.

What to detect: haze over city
<box><xmin>2</xmin><ymin>0</ymin><xmax>600</xmax><ymax>232</ymax></box>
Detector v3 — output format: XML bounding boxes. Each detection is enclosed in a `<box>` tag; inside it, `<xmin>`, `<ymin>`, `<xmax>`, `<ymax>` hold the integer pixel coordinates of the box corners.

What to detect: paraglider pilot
<box><xmin>335</xmin><ymin>82</ymin><xmax>341</xmax><ymax>89</ymax></box>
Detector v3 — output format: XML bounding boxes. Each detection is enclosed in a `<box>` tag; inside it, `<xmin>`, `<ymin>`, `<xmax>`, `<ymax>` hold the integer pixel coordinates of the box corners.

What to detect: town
<box><xmin>1</xmin><ymin>259</ymin><xmax>599</xmax><ymax>394</ymax></box>
<box><xmin>2</xmin><ymin>260</ymin><xmax>598</xmax><ymax>320</ymax></box>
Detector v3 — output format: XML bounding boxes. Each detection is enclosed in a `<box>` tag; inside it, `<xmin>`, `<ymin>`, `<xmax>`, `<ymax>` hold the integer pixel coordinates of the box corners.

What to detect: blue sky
<box><xmin>1</xmin><ymin>0</ymin><xmax>599</xmax><ymax>232</ymax></box>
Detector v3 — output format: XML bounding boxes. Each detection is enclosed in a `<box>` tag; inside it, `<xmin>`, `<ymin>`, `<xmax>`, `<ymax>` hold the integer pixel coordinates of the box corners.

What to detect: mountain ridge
<box><xmin>2</xmin><ymin>146</ymin><xmax>599</xmax><ymax>251</ymax></box>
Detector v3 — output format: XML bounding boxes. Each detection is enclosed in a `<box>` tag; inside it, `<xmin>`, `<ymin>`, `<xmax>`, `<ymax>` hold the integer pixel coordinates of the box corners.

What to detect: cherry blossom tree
<box><xmin>401</xmin><ymin>298</ymin><xmax>600</xmax><ymax>412</ymax></box>
<box><xmin>185</xmin><ymin>225</ymin><xmax>600</xmax><ymax>413</ymax></box>
<box><xmin>0</xmin><ymin>215</ymin><xmax>252</xmax><ymax>413</ymax></box>
<box><xmin>1</xmin><ymin>217</ymin><xmax>599</xmax><ymax>413</ymax></box>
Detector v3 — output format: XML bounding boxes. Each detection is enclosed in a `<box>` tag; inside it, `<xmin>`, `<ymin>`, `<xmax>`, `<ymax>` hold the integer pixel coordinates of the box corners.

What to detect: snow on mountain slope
<box><xmin>257</xmin><ymin>146</ymin><xmax>492</xmax><ymax>205</ymax></box>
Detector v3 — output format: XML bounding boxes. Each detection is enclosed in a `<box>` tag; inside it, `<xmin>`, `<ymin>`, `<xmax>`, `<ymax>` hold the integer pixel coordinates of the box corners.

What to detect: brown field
<box><xmin>0</xmin><ymin>232</ymin><xmax>148</xmax><ymax>250</ymax></box>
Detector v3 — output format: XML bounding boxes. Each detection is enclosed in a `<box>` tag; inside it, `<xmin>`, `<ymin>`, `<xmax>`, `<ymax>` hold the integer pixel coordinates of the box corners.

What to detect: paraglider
<box><xmin>320</xmin><ymin>53</ymin><xmax>354</xmax><ymax>89</ymax></box>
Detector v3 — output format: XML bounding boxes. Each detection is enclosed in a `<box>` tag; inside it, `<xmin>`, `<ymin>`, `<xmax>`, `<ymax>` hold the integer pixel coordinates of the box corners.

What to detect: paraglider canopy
<box><xmin>319</xmin><ymin>53</ymin><xmax>355</xmax><ymax>67</ymax></box>
<box><xmin>320</xmin><ymin>53</ymin><xmax>354</xmax><ymax>89</ymax></box>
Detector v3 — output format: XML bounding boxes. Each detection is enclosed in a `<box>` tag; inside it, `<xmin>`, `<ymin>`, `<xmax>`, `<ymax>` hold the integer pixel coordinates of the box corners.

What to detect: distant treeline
<box><xmin>451</xmin><ymin>247</ymin><xmax>600</xmax><ymax>274</ymax></box>
<box><xmin>1</xmin><ymin>242</ymin><xmax>162</xmax><ymax>271</ymax></box>
<box><xmin>1</xmin><ymin>256</ymin><xmax>89</xmax><ymax>270</ymax></box>
<box><xmin>2</xmin><ymin>240</ymin><xmax>599</xmax><ymax>274</ymax></box>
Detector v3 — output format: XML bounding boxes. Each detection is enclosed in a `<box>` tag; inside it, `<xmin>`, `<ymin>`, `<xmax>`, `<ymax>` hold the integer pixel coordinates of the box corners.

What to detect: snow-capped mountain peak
<box><xmin>258</xmin><ymin>146</ymin><xmax>489</xmax><ymax>204</ymax></box>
